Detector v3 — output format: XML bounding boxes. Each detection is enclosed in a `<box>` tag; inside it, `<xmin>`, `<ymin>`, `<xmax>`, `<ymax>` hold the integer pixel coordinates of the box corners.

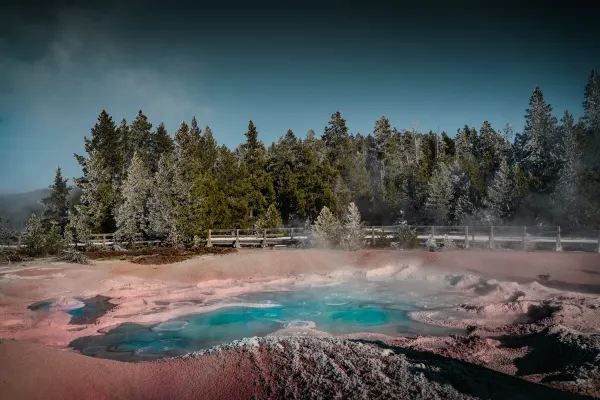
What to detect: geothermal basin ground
<box><xmin>1</xmin><ymin>249</ymin><xmax>599</xmax><ymax>399</ymax></box>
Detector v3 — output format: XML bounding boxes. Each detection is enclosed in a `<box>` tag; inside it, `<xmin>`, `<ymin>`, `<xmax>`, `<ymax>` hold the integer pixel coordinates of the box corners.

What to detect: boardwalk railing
<box><xmin>2</xmin><ymin>225</ymin><xmax>600</xmax><ymax>253</ymax></box>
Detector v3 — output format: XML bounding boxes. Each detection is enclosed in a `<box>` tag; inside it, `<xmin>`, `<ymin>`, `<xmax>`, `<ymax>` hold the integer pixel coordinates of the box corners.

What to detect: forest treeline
<box><xmin>21</xmin><ymin>69</ymin><xmax>600</xmax><ymax>247</ymax></box>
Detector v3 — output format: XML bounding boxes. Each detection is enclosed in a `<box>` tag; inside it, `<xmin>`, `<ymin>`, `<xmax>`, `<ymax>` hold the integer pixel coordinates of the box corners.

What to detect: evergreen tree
<box><xmin>42</xmin><ymin>167</ymin><xmax>70</xmax><ymax>234</ymax></box>
<box><xmin>583</xmin><ymin>69</ymin><xmax>600</xmax><ymax>130</ymax></box>
<box><xmin>519</xmin><ymin>87</ymin><xmax>560</xmax><ymax>192</ymax></box>
<box><xmin>64</xmin><ymin>206</ymin><xmax>91</xmax><ymax>247</ymax></box>
<box><xmin>477</xmin><ymin>121</ymin><xmax>508</xmax><ymax>186</ymax></box>
<box><xmin>313</xmin><ymin>206</ymin><xmax>340</xmax><ymax>247</ymax></box>
<box><xmin>151</xmin><ymin>123</ymin><xmax>174</xmax><ymax>166</ymax></box>
<box><xmin>485</xmin><ymin>159</ymin><xmax>517</xmax><ymax>222</ymax></box>
<box><xmin>76</xmin><ymin>151</ymin><xmax>117</xmax><ymax>233</ymax></box>
<box><xmin>128</xmin><ymin>110</ymin><xmax>153</xmax><ymax>165</ymax></box>
<box><xmin>255</xmin><ymin>203</ymin><xmax>283</xmax><ymax>229</ymax></box>
<box><xmin>198</xmin><ymin>126</ymin><xmax>218</xmax><ymax>172</ymax></box>
<box><xmin>74</xmin><ymin>111</ymin><xmax>121</xmax><ymax>232</ymax></box>
<box><xmin>77</xmin><ymin>110</ymin><xmax>120</xmax><ymax>177</ymax></box>
<box><xmin>115</xmin><ymin>153</ymin><xmax>152</xmax><ymax>244</ymax></box>
<box><xmin>23</xmin><ymin>214</ymin><xmax>47</xmax><ymax>256</ymax></box>
<box><xmin>239</xmin><ymin>121</ymin><xmax>274</xmax><ymax>222</ymax></box>
<box><xmin>340</xmin><ymin>202</ymin><xmax>363</xmax><ymax>250</ymax></box>
<box><xmin>322</xmin><ymin>111</ymin><xmax>352</xmax><ymax>172</ymax></box>
<box><xmin>448</xmin><ymin>161</ymin><xmax>474</xmax><ymax>224</ymax></box>
<box><xmin>147</xmin><ymin>154</ymin><xmax>180</xmax><ymax>244</ymax></box>
<box><xmin>579</xmin><ymin>69</ymin><xmax>600</xmax><ymax>225</ymax></box>
<box><xmin>425</xmin><ymin>162</ymin><xmax>453</xmax><ymax>224</ymax></box>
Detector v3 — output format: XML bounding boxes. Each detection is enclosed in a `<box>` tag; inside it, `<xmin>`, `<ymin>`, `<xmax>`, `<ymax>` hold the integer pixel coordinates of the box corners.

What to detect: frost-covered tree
<box><xmin>64</xmin><ymin>206</ymin><xmax>91</xmax><ymax>247</ymax></box>
<box><xmin>147</xmin><ymin>154</ymin><xmax>180</xmax><ymax>244</ymax></box>
<box><xmin>583</xmin><ymin>69</ymin><xmax>600</xmax><ymax>131</ymax></box>
<box><xmin>448</xmin><ymin>161</ymin><xmax>474</xmax><ymax>224</ymax></box>
<box><xmin>115</xmin><ymin>153</ymin><xmax>152</xmax><ymax>244</ymax></box>
<box><xmin>552</xmin><ymin>111</ymin><xmax>580</xmax><ymax>225</ymax></box>
<box><xmin>128</xmin><ymin>110</ymin><xmax>153</xmax><ymax>166</ymax></box>
<box><xmin>519</xmin><ymin>87</ymin><xmax>560</xmax><ymax>192</ymax></box>
<box><xmin>74</xmin><ymin>111</ymin><xmax>121</xmax><ymax>232</ymax></box>
<box><xmin>341</xmin><ymin>202</ymin><xmax>363</xmax><ymax>250</ymax></box>
<box><xmin>313</xmin><ymin>206</ymin><xmax>340</xmax><ymax>247</ymax></box>
<box><xmin>76</xmin><ymin>151</ymin><xmax>117</xmax><ymax>233</ymax></box>
<box><xmin>425</xmin><ymin>162</ymin><xmax>453</xmax><ymax>224</ymax></box>
<box><xmin>485</xmin><ymin>159</ymin><xmax>517</xmax><ymax>222</ymax></box>
<box><xmin>42</xmin><ymin>167</ymin><xmax>70</xmax><ymax>234</ymax></box>
<box><xmin>580</xmin><ymin>69</ymin><xmax>600</xmax><ymax>225</ymax></box>
<box><xmin>255</xmin><ymin>203</ymin><xmax>283</xmax><ymax>230</ymax></box>
<box><xmin>23</xmin><ymin>214</ymin><xmax>46</xmax><ymax>256</ymax></box>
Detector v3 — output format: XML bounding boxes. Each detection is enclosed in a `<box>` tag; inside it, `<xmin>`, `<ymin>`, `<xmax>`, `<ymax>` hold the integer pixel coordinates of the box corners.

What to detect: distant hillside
<box><xmin>0</xmin><ymin>188</ymin><xmax>81</xmax><ymax>231</ymax></box>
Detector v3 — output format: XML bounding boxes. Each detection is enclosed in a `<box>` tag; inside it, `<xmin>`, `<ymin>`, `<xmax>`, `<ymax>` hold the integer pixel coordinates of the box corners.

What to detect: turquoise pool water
<box><xmin>70</xmin><ymin>283</ymin><xmax>456</xmax><ymax>361</ymax></box>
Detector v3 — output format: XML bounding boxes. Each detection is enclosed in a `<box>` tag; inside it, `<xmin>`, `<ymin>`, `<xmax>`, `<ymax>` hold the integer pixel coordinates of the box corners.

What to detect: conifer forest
<box><xmin>26</xmin><ymin>70</ymin><xmax>600</xmax><ymax>247</ymax></box>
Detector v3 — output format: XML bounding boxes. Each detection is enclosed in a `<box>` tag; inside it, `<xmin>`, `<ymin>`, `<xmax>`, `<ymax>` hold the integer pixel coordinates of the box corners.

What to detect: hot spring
<box><xmin>69</xmin><ymin>280</ymin><xmax>463</xmax><ymax>361</ymax></box>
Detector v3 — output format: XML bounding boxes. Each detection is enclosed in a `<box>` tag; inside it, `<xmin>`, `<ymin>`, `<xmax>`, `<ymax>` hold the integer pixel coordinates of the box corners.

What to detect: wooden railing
<box><xmin>2</xmin><ymin>225</ymin><xmax>600</xmax><ymax>253</ymax></box>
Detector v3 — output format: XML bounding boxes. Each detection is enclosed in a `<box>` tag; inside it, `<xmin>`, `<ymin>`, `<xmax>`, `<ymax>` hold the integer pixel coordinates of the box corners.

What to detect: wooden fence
<box><xmin>2</xmin><ymin>225</ymin><xmax>600</xmax><ymax>253</ymax></box>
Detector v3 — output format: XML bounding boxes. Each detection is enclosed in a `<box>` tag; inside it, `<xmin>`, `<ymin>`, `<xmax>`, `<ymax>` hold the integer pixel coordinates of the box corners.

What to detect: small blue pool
<box><xmin>70</xmin><ymin>283</ymin><xmax>457</xmax><ymax>361</ymax></box>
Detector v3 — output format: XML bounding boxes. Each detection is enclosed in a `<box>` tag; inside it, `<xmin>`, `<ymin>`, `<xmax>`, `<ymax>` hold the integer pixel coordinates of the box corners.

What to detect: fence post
<box><xmin>261</xmin><ymin>229</ymin><xmax>267</xmax><ymax>248</ymax></box>
<box><xmin>556</xmin><ymin>226</ymin><xmax>562</xmax><ymax>252</ymax></box>
<box><xmin>290</xmin><ymin>227</ymin><xmax>294</xmax><ymax>241</ymax></box>
<box><xmin>206</xmin><ymin>229</ymin><xmax>213</xmax><ymax>247</ymax></box>
<box><xmin>489</xmin><ymin>225</ymin><xmax>494</xmax><ymax>249</ymax></box>
<box><xmin>371</xmin><ymin>226</ymin><xmax>375</xmax><ymax>247</ymax></box>
<box><xmin>465</xmin><ymin>226</ymin><xmax>470</xmax><ymax>249</ymax></box>
<box><xmin>17</xmin><ymin>234</ymin><xmax>22</xmax><ymax>250</ymax></box>
<box><xmin>522</xmin><ymin>226</ymin><xmax>527</xmax><ymax>251</ymax></box>
<box><xmin>234</xmin><ymin>229</ymin><xmax>240</xmax><ymax>248</ymax></box>
<box><xmin>597</xmin><ymin>229</ymin><xmax>600</xmax><ymax>253</ymax></box>
<box><xmin>431</xmin><ymin>226</ymin><xmax>435</xmax><ymax>238</ymax></box>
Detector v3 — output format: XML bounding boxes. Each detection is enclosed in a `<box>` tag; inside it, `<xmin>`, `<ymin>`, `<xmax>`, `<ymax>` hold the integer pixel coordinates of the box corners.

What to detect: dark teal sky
<box><xmin>1</xmin><ymin>0</ymin><xmax>599</xmax><ymax>193</ymax></box>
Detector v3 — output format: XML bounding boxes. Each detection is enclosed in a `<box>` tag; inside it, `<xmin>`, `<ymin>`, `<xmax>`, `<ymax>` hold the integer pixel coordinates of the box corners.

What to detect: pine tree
<box><xmin>519</xmin><ymin>87</ymin><xmax>560</xmax><ymax>192</ymax></box>
<box><xmin>42</xmin><ymin>167</ymin><xmax>70</xmax><ymax>234</ymax></box>
<box><xmin>115</xmin><ymin>153</ymin><xmax>152</xmax><ymax>244</ymax></box>
<box><xmin>64</xmin><ymin>206</ymin><xmax>91</xmax><ymax>247</ymax></box>
<box><xmin>77</xmin><ymin>110</ymin><xmax>120</xmax><ymax>177</ymax></box>
<box><xmin>151</xmin><ymin>123</ymin><xmax>174</xmax><ymax>165</ymax></box>
<box><xmin>313</xmin><ymin>206</ymin><xmax>340</xmax><ymax>247</ymax></box>
<box><xmin>340</xmin><ymin>202</ymin><xmax>363</xmax><ymax>250</ymax></box>
<box><xmin>23</xmin><ymin>214</ymin><xmax>46</xmax><ymax>256</ymax></box>
<box><xmin>76</xmin><ymin>151</ymin><xmax>117</xmax><ymax>233</ymax></box>
<box><xmin>128</xmin><ymin>110</ymin><xmax>153</xmax><ymax>165</ymax></box>
<box><xmin>74</xmin><ymin>111</ymin><xmax>121</xmax><ymax>232</ymax></box>
<box><xmin>485</xmin><ymin>158</ymin><xmax>517</xmax><ymax>222</ymax></box>
<box><xmin>448</xmin><ymin>161</ymin><xmax>474</xmax><ymax>224</ymax></box>
<box><xmin>477</xmin><ymin>121</ymin><xmax>508</xmax><ymax>186</ymax></box>
<box><xmin>580</xmin><ymin>69</ymin><xmax>600</xmax><ymax>225</ymax></box>
<box><xmin>147</xmin><ymin>154</ymin><xmax>180</xmax><ymax>244</ymax></box>
<box><xmin>239</xmin><ymin>121</ymin><xmax>274</xmax><ymax>222</ymax></box>
<box><xmin>198</xmin><ymin>126</ymin><xmax>218</xmax><ymax>172</ymax></box>
<box><xmin>583</xmin><ymin>69</ymin><xmax>600</xmax><ymax>130</ymax></box>
<box><xmin>425</xmin><ymin>162</ymin><xmax>453</xmax><ymax>224</ymax></box>
<box><xmin>322</xmin><ymin>111</ymin><xmax>352</xmax><ymax>172</ymax></box>
<box><xmin>255</xmin><ymin>203</ymin><xmax>283</xmax><ymax>229</ymax></box>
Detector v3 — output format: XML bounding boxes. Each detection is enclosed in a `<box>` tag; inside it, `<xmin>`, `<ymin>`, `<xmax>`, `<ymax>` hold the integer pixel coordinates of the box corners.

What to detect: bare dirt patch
<box><xmin>85</xmin><ymin>246</ymin><xmax>236</xmax><ymax>265</ymax></box>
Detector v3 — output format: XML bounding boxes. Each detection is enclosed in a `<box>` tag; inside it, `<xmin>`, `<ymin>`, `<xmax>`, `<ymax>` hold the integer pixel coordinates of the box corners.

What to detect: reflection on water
<box><xmin>70</xmin><ymin>282</ymin><xmax>460</xmax><ymax>361</ymax></box>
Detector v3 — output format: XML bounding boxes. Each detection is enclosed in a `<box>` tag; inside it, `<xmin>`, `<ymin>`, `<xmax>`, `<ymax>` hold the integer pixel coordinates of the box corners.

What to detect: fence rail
<box><xmin>2</xmin><ymin>225</ymin><xmax>600</xmax><ymax>253</ymax></box>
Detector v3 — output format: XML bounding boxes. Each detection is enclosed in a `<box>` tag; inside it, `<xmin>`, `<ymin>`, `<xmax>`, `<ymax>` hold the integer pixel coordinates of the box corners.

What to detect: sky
<box><xmin>1</xmin><ymin>0</ymin><xmax>599</xmax><ymax>193</ymax></box>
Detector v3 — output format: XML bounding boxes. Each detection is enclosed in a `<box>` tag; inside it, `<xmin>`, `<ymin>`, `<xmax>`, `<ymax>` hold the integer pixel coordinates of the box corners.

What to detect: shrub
<box><xmin>395</xmin><ymin>223</ymin><xmax>418</xmax><ymax>249</ymax></box>
<box><xmin>425</xmin><ymin>235</ymin><xmax>438</xmax><ymax>252</ymax></box>
<box><xmin>442</xmin><ymin>234</ymin><xmax>457</xmax><ymax>250</ymax></box>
